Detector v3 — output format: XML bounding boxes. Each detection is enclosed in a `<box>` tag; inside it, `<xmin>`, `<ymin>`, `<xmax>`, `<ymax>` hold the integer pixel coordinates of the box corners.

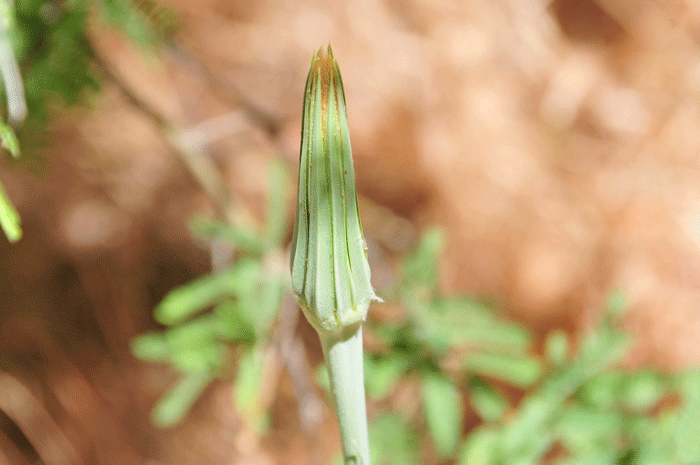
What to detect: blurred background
<box><xmin>1</xmin><ymin>0</ymin><xmax>700</xmax><ymax>464</ymax></box>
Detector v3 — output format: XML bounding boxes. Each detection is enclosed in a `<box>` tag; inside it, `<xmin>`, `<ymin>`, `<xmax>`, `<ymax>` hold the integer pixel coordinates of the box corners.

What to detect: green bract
<box><xmin>290</xmin><ymin>45</ymin><xmax>378</xmax><ymax>337</ymax></box>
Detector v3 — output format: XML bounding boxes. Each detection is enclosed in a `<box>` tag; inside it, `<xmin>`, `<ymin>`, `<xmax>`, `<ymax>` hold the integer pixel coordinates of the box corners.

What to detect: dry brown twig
<box><xmin>0</xmin><ymin>371</ymin><xmax>81</xmax><ymax>465</ymax></box>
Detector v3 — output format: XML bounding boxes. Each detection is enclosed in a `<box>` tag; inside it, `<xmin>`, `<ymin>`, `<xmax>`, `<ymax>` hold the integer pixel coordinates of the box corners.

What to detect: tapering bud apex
<box><xmin>290</xmin><ymin>45</ymin><xmax>379</xmax><ymax>337</ymax></box>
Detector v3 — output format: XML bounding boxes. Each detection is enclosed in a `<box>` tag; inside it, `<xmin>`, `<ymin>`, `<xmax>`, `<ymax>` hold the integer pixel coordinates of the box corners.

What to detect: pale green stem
<box><xmin>319</xmin><ymin>325</ymin><xmax>371</xmax><ymax>465</ymax></box>
<box><xmin>0</xmin><ymin>32</ymin><xmax>27</xmax><ymax>127</ymax></box>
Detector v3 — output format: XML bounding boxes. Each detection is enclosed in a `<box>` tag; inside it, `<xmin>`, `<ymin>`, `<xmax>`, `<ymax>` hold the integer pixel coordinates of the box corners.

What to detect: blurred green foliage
<box><xmin>0</xmin><ymin>177</ymin><xmax>20</xmax><ymax>241</ymax></box>
<box><xmin>364</xmin><ymin>230</ymin><xmax>700</xmax><ymax>465</ymax></box>
<box><xmin>131</xmin><ymin>161</ymin><xmax>288</xmax><ymax>427</ymax></box>
<box><xmin>134</xmin><ymin>190</ymin><xmax>700</xmax><ymax>464</ymax></box>
<box><xmin>0</xmin><ymin>0</ymin><xmax>179</xmax><ymax>243</ymax></box>
<box><xmin>16</xmin><ymin>0</ymin><xmax>98</xmax><ymax>120</ymax></box>
<box><xmin>13</xmin><ymin>0</ymin><xmax>179</xmax><ymax>127</ymax></box>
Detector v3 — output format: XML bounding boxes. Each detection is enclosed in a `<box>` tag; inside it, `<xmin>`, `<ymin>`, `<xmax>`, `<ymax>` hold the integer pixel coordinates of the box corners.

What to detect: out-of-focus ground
<box><xmin>1</xmin><ymin>0</ymin><xmax>700</xmax><ymax>463</ymax></box>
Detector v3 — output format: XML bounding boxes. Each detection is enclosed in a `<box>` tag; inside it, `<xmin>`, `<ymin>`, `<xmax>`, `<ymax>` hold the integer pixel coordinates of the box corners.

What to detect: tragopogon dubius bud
<box><xmin>290</xmin><ymin>45</ymin><xmax>379</xmax><ymax>338</ymax></box>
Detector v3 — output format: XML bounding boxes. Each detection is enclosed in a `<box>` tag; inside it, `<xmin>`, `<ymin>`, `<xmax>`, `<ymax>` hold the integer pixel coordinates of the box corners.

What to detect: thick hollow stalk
<box><xmin>320</xmin><ymin>325</ymin><xmax>371</xmax><ymax>465</ymax></box>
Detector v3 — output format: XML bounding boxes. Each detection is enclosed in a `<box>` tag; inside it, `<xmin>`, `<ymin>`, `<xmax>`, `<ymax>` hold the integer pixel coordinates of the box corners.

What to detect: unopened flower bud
<box><xmin>290</xmin><ymin>45</ymin><xmax>379</xmax><ymax>337</ymax></box>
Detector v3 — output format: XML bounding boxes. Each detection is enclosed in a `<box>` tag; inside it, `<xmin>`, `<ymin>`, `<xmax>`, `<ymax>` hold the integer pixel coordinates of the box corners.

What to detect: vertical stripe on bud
<box><xmin>291</xmin><ymin>45</ymin><xmax>378</xmax><ymax>337</ymax></box>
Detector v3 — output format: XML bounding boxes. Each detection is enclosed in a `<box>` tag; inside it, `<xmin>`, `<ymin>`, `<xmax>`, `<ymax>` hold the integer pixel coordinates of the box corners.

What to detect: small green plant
<box><xmin>355</xmin><ymin>228</ymin><xmax>540</xmax><ymax>461</ymax></box>
<box><xmin>457</xmin><ymin>304</ymin><xmax>700</xmax><ymax>465</ymax></box>
<box><xmin>131</xmin><ymin>161</ymin><xmax>289</xmax><ymax>428</ymax></box>
<box><xmin>354</xmin><ymin>230</ymin><xmax>700</xmax><ymax>465</ymax></box>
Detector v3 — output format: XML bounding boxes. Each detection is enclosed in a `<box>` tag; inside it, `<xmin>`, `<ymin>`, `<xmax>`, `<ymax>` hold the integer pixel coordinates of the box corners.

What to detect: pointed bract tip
<box><xmin>312</xmin><ymin>43</ymin><xmax>335</xmax><ymax>62</ymax></box>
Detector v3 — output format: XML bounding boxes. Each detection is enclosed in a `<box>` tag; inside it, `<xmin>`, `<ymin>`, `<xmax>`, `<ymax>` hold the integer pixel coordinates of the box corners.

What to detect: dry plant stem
<box><xmin>0</xmin><ymin>427</ymin><xmax>30</xmax><ymax>465</ymax></box>
<box><xmin>91</xmin><ymin>51</ymin><xmax>255</xmax><ymax>230</ymax></box>
<box><xmin>320</xmin><ymin>326</ymin><xmax>371</xmax><ymax>465</ymax></box>
<box><xmin>277</xmin><ymin>291</ymin><xmax>325</xmax><ymax>436</ymax></box>
<box><xmin>0</xmin><ymin>371</ymin><xmax>80</xmax><ymax>465</ymax></box>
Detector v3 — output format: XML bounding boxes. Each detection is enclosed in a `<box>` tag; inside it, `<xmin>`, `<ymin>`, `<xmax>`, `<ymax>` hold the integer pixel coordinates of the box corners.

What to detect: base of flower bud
<box><xmin>297</xmin><ymin>295</ymin><xmax>379</xmax><ymax>338</ymax></box>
